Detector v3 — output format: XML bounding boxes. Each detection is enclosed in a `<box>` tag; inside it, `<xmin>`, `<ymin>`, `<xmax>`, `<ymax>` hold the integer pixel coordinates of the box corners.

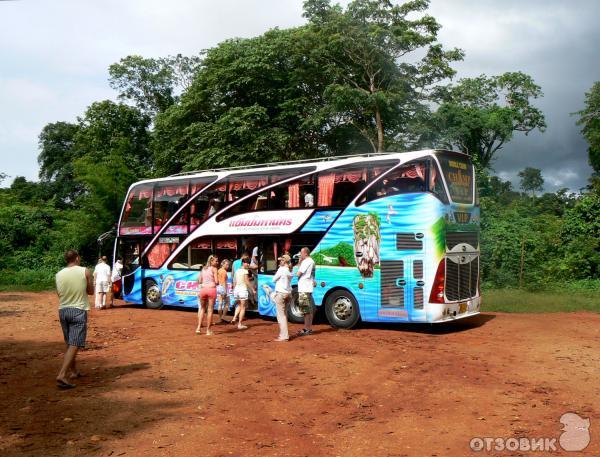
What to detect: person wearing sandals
<box><xmin>216</xmin><ymin>259</ymin><xmax>231</xmax><ymax>323</ymax></box>
<box><xmin>272</xmin><ymin>254</ymin><xmax>293</xmax><ymax>341</ymax></box>
<box><xmin>231</xmin><ymin>257</ymin><xmax>253</xmax><ymax>330</ymax></box>
<box><xmin>197</xmin><ymin>255</ymin><xmax>219</xmax><ymax>335</ymax></box>
<box><xmin>55</xmin><ymin>249</ymin><xmax>94</xmax><ymax>389</ymax></box>
<box><xmin>296</xmin><ymin>247</ymin><xmax>316</xmax><ymax>337</ymax></box>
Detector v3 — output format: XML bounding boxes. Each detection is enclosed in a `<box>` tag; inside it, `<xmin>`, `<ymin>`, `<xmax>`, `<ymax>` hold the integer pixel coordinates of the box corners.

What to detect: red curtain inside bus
<box><xmin>147</xmin><ymin>242</ymin><xmax>177</xmax><ymax>269</ymax></box>
<box><xmin>155</xmin><ymin>184</ymin><xmax>188</xmax><ymax>198</ymax></box>
<box><xmin>318</xmin><ymin>169</ymin><xmax>367</xmax><ymax>206</ymax></box>
<box><xmin>288</xmin><ymin>183</ymin><xmax>300</xmax><ymax>208</ymax></box>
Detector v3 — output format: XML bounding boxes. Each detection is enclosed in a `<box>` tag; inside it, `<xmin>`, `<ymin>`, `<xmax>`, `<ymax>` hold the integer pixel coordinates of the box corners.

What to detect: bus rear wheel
<box><xmin>325</xmin><ymin>290</ymin><xmax>360</xmax><ymax>329</ymax></box>
<box><xmin>144</xmin><ymin>280</ymin><xmax>163</xmax><ymax>309</ymax></box>
<box><xmin>287</xmin><ymin>288</ymin><xmax>313</xmax><ymax>324</ymax></box>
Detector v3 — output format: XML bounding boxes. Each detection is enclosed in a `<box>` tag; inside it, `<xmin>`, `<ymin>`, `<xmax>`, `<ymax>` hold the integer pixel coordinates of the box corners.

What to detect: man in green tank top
<box><xmin>55</xmin><ymin>249</ymin><xmax>94</xmax><ymax>389</ymax></box>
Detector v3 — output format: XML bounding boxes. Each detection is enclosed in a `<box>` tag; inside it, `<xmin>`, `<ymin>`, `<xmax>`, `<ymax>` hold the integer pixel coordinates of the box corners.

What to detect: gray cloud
<box><xmin>429</xmin><ymin>0</ymin><xmax>598</xmax><ymax>191</ymax></box>
<box><xmin>0</xmin><ymin>0</ymin><xmax>597</xmax><ymax>191</ymax></box>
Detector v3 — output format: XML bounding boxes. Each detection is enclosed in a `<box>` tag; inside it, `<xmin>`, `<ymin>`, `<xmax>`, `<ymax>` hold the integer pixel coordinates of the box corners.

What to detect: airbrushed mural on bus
<box><xmin>115</xmin><ymin>150</ymin><xmax>480</xmax><ymax>327</ymax></box>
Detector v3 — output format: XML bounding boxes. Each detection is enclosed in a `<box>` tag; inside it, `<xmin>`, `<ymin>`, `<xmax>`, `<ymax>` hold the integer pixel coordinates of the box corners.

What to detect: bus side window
<box><xmin>364</xmin><ymin>160</ymin><xmax>427</xmax><ymax>203</ymax></box>
<box><xmin>317</xmin><ymin>166</ymin><xmax>367</xmax><ymax>208</ymax></box>
<box><xmin>429</xmin><ymin>160</ymin><xmax>449</xmax><ymax>203</ymax></box>
<box><xmin>170</xmin><ymin>239</ymin><xmax>212</xmax><ymax>270</ymax></box>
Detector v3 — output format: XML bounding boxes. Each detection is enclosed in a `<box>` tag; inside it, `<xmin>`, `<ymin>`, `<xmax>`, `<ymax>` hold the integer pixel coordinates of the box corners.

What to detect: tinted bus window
<box><xmin>147</xmin><ymin>237</ymin><xmax>180</xmax><ymax>269</ymax></box>
<box><xmin>170</xmin><ymin>239</ymin><xmax>212</xmax><ymax>270</ymax></box>
<box><xmin>227</xmin><ymin>173</ymin><xmax>268</xmax><ymax>202</ymax></box>
<box><xmin>437</xmin><ymin>154</ymin><xmax>474</xmax><ymax>204</ymax></box>
<box><xmin>153</xmin><ymin>179</ymin><xmax>189</xmax><ymax>233</ymax></box>
<box><xmin>217</xmin><ymin>168</ymin><xmax>317</xmax><ymax>220</ymax></box>
<box><xmin>317</xmin><ymin>165</ymin><xmax>367</xmax><ymax>207</ymax></box>
<box><xmin>429</xmin><ymin>160</ymin><xmax>449</xmax><ymax>203</ymax></box>
<box><xmin>363</xmin><ymin>160</ymin><xmax>427</xmax><ymax>203</ymax></box>
<box><xmin>120</xmin><ymin>184</ymin><xmax>153</xmax><ymax>235</ymax></box>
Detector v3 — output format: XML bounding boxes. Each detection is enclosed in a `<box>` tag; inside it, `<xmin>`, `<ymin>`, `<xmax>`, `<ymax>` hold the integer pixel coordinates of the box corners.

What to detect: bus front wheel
<box><xmin>325</xmin><ymin>290</ymin><xmax>360</xmax><ymax>329</ymax></box>
<box><xmin>144</xmin><ymin>280</ymin><xmax>163</xmax><ymax>309</ymax></box>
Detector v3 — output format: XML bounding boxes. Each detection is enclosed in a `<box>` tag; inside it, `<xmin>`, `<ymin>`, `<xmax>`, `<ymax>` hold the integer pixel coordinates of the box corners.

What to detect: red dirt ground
<box><xmin>0</xmin><ymin>292</ymin><xmax>598</xmax><ymax>457</ymax></box>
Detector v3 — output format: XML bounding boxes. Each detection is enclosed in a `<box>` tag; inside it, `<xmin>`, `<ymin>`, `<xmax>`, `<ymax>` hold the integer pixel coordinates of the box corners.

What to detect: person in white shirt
<box><xmin>296</xmin><ymin>247</ymin><xmax>316</xmax><ymax>336</ymax></box>
<box><xmin>272</xmin><ymin>255</ymin><xmax>293</xmax><ymax>342</ymax></box>
<box><xmin>110</xmin><ymin>256</ymin><xmax>123</xmax><ymax>307</ymax></box>
<box><xmin>111</xmin><ymin>257</ymin><xmax>123</xmax><ymax>283</ymax></box>
<box><xmin>93</xmin><ymin>256</ymin><xmax>112</xmax><ymax>310</ymax></box>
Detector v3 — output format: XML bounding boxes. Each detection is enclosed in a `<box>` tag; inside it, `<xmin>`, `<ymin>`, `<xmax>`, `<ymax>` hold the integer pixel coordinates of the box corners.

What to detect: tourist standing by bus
<box><xmin>216</xmin><ymin>259</ymin><xmax>231</xmax><ymax>323</ymax></box>
<box><xmin>93</xmin><ymin>256</ymin><xmax>111</xmax><ymax>310</ymax></box>
<box><xmin>272</xmin><ymin>255</ymin><xmax>293</xmax><ymax>341</ymax></box>
<box><xmin>109</xmin><ymin>256</ymin><xmax>123</xmax><ymax>307</ymax></box>
<box><xmin>197</xmin><ymin>255</ymin><xmax>219</xmax><ymax>335</ymax></box>
<box><xmin>232</xmin><ymin>257</ymin><xmax>253</xmax><ymax>330</ymax></box>
<box><xmin>55</xmin><ymin>249</ymin><xmax>94</xmax><ymax>389</ymax></box>
<box><xmin>296</xmin><ymin>247</ymin><xmax>316</xmax><ymax>336</ymax></box>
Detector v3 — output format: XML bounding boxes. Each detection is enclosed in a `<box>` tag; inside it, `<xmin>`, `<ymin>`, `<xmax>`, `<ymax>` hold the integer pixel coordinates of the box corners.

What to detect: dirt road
<box><xmin>0</xmin><ymin>292</ymin><xmax>598</xmax><ymax>456</ymax></box>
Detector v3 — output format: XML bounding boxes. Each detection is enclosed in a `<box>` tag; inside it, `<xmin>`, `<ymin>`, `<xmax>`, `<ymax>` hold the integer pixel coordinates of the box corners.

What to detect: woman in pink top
<box><xmin>197</xmin><ymin>255</ymin><xmax>219</xmax><ymax>335</ymax></box>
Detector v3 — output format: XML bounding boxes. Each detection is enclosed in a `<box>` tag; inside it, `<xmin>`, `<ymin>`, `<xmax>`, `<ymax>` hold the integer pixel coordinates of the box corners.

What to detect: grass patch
<box><xmin>0</xmin><ymin>268</ymin><xmax>56</xmax><ymax>292</ymax></box>
<box><xmin>482</xmin><ymin>288</ymin><xmax>600</xmax><ymax>313</ymax></box>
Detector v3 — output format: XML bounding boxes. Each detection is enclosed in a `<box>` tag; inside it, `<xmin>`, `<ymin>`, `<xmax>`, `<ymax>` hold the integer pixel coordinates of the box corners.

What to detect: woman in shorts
<box><xmin>197</xmin><ymin>255</ymin><xmax>219</xmax><ymax>335</ymax></box>
<box><xmin>232</xmin><ymin>257</ymin><xmax>253</xmax><ymax>330</ymax></box>
<box><xmin>216</xmin><ymin>259</ymin><xmax>230</xmax><ymax>323</ymax></box>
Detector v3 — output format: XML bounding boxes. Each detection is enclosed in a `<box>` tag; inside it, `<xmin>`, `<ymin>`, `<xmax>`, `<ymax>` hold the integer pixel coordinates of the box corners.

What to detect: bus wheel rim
<box><xmin>147</xmin><ymin>285</ymin><xmax>161</xmax><ymax>303</ymax></box>
<box><xmin>291</xmin><ymin>301</ymin><xmax>302</xmax><ymax>316</ymax></box>
<box><xmin>333</xmin><ymin>297</ymin><xmax>353</xmax><ymax>320</ymax></box>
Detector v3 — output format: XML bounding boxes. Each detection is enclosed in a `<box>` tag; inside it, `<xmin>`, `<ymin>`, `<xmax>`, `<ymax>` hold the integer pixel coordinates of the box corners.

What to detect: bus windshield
<box><xmin>436</xmin><ymin>152</ymin><xmax>474</xmax><ymax>204</ymax></box>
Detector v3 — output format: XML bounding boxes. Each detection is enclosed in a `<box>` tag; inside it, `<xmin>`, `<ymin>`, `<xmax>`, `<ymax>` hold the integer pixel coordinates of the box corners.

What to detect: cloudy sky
<box><xmin>0</xmin><ymin>0</ymin><xmax>597</xmax><ymax>191</ymax></box>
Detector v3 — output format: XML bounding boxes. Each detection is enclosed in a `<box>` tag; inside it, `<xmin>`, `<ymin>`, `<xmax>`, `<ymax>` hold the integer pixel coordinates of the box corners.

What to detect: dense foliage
<box><xmin>0</xmin><ymin>0</ymin><xmax>597</xmax><ymax>291</ymax></box>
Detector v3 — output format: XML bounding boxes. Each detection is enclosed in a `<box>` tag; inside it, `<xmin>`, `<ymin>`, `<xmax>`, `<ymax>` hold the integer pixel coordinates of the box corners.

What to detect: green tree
<box><xmin>73</xmin><ymin>100</ymin><xmax>152</xmax><ymax>220</ymax></box>
<box><xmin>304</xmin><ymin>0</ymin><xmax>463</xmax><ymax>152</ymax></box>
<box><xmin>431</xmin><ymin>72</ymin><xmax>546</xmax><ymax>169</ymax></box>
<box><xmin>74</xmin><ymin>100</ymin><xmax>152</xmax><ymax>172</ymax></box>
<box><xmin>109</xmin><ymin>54</ymin><xmax>202</xmax><ymax>117</ymax></box>
<box><xmin>8</xmin><ymin>177</ymin><xmax>50</xmax><ymax>204</ymax></box>
<box><xmin>37</xmin><ymin>121</ymin><xmax>82</xmax><ymax>205</ymax></box>
<box><xmin>560</xmin><ymin>193</ymin><xmax>600</xmax><ymax>279</ymax></box>
<box><xmin>153</xmin><ymin>27</ymin><xmax>333</xmax><ymax>174</ymax></box>
<box><xmin>518</xmin><ymin>167</ymin><xmax>544</xmax><ymax>197</ymax></box>
<box><xmin>575</xmin><ymin>81</ymin><xmax>600</xmax><ymax>187</ymax></box>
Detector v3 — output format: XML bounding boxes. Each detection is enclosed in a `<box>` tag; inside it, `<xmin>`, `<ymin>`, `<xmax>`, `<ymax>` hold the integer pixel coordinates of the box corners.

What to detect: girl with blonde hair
<box><xmin>196</xmin><ymin>255</ymin><xmax>219</xmax><ymax>335</ymax></box>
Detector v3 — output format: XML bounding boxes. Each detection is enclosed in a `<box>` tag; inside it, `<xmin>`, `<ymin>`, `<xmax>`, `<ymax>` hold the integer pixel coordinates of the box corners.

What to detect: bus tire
<box><xmin>144</xmin><ymin>279</ymin><xmax>163</xmax><ymax>309</ymax></box>
<box><xmin>325</xmin><ymin>289</ymin><xmax>360</xmax><ymax>329</ymax></box>
<box><xmin>287</xmin><ymin>288</ymin><xmax>308</xmax><ymax>324</ymax></box>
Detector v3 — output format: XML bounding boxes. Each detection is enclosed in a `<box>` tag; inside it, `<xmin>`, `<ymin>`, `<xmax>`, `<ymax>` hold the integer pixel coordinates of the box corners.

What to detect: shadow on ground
<box><xmin>0</xmin><ymin>339</ymin><xmax>183</xmax><ymax>457</ymax></box>
<box><xmin>357</xmin><ymin>313</ymin><xmax>496</xmax><ymax>334</ymax></box>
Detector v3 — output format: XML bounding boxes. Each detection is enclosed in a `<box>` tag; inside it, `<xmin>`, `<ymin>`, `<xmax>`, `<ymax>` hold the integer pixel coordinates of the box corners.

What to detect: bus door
<box><xmin>255</xmin><ymin>238</ymin><xmax>281</xmax><ymax>318</ymax></box>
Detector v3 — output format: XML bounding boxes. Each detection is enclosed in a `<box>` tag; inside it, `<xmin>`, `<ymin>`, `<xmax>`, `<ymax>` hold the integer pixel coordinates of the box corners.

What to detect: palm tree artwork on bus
<box><xmin>353</xmin><ymin>213</ymin><xmax>381</xmax><ymax>278</ymax></box>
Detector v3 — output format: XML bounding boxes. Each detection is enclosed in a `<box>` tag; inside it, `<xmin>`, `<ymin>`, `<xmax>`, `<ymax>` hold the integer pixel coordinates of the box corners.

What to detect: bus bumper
<box><xmin>427</xmin><ymin>296</ymin><xmax>481</xmax><ymax>323</ymax></box>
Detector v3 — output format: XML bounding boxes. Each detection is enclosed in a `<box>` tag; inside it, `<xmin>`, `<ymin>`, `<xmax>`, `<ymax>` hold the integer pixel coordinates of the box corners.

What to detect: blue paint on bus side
<box><xmin>300</xmin><ymin>210</ymin><xmax>341</xmax><ymax>232</ymax></box>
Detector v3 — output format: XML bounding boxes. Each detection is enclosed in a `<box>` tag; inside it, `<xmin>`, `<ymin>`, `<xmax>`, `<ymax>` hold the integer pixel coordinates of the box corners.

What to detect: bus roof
<box><xmin>127</xmin><ymin>149</ymin><xmax>467</xmax><ymax>189</ymax></box>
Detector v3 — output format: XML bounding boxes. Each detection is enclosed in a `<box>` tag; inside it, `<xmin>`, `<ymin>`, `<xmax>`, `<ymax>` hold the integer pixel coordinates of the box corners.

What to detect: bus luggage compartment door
<box><xmin>379</xmin><ymin>257</ymin><xmax>425</xmax><ymax>321</ymax></box>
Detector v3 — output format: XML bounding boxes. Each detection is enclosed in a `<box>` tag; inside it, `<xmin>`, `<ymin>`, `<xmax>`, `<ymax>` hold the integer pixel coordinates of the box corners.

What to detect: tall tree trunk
<box><xmin>375</xmin><ymin>107</ymin><xmax>384</xmax><ymax>152</ymax></box>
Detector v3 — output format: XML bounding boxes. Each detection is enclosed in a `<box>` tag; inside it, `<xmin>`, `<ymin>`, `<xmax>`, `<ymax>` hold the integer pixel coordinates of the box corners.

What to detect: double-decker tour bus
<box><xmin>115</xmin><ymin>150</ymin><xmax>480</xmax><ymax>327</ymax></box>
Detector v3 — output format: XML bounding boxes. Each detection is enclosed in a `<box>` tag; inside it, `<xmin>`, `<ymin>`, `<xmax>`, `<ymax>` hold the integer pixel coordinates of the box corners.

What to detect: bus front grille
<box><xmin>445</xmin><ymin>255</ymin><xmax>478</xmax><ymax>301</ymax></box>
<box><xmin>446</xmin><ymin>231</ymin><xmax>479</xmax><ymax>250</ymax></box>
